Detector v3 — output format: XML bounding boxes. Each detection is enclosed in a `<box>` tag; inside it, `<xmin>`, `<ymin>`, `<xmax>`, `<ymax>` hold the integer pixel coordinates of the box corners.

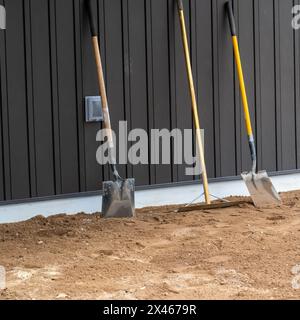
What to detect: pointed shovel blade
<box><xmin>241</xmin><ymin>170</ymin><xmax>281</xmax><ymax>208</ymax></box>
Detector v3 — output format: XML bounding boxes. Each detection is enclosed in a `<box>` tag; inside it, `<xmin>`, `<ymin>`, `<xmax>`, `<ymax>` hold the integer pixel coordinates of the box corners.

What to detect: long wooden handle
<box><xmin>91</xmin><ymin>37</ymin><xmax>114</xmax><ymax>147</ymax></box>
<box><xmin>87</xmin><ymin>0</ymin><xmax>114</xmax><ymax>148</ymax></box>
<box><xmin>177</xmin><ymin>5</ymin><xmax>211</xmax><ymax>205</ymax></box>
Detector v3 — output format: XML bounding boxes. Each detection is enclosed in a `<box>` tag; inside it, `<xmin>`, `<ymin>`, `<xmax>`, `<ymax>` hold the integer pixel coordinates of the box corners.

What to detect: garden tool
<box><xmin>87</xmin><ymin>0</ymin><xmax>135</xmax><ymax>217</ymax></box>
<box><xmin>226</xmin><ymin>1</ymin><xmax>281</xmax><ymax>208</ymax></box>
<box><xmin>176</xmin><ymin>0</ymin><xmax>245</xmax><ymax>212</ymax></box>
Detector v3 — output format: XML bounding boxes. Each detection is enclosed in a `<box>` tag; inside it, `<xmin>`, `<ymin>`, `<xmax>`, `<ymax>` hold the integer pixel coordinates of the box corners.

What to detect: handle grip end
<box><xmin>225</xmin><ymin>1</ymin><xmax>237</xmax><ymax>36</ymax></box>
<box><xmin>177</xmin><ymin>0</ymin><xmax>183</xmax><ymax>11</ymax></box>
<box><xmin>86</xmin><ymin>0</ymin><xmax>98</xmax><ymax>37</ymax></box>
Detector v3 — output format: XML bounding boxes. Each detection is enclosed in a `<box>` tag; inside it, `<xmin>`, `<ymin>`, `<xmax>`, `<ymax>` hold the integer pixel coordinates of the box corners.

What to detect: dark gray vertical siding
<box><xmin>195</xmin><ymin>0</ymin><xmax>215</xmax><ymax>178</ymax></box>
<box><xmin>173</xmin><ymin>0</ymin><xmax>193</xmax><ymax>182</ymax></box>
<box><xmin>127</xmin><ymin>0</ymin><xmax>150</xmax><ymax>186</ymax></box>
<box><xmin>0</xmin><ymin>56</ymin><xmax>3</xmax><ymax>199</ymax></box>
<box><xmin>74</xmin><ymin>0</ymin><xmax>86</xmax><ymax>193</ymax></box>
<box><xmin>81</xmin><ymin>0</ymin><xmax>103</xmax><ymax>192</ymax></box>
<box><xmin>103</xmin><ymin>0</ymin><xmax>127</xmax><ymax>181</ymax></box>
<box><xmin>0</xmin><ymin>0</ymin><xmax>299</xmax><ymax>203</ymax></box>
<box><xmin>0</xmin><ymin>0</ymin><xmax>5</xmax><ymax>200</ymax></box>
<box><xmin>149</xmin><ymin>0</ymin><xmax>173</xmax><ymax>184</ymax></box>
<box><xmin>0</xmin><ymin>41</ymin><xmax>3</xmax><ymax>200</ymax></box>
<box><xmin>55</xmin><ymin>0</ymin><xmax>80</xmax><ymax>194</ymax></box>
<box><xmin>0</xmin><ymin>0</ymin><xmax>9</xmax><ymax>201</ymax></box>
<box><xmin>275</xmin><ymin>0</ymin><xmax>296</xmax><ymax>171</ymax></box>
<box><xmin>296</xmin><ymin>0</ymin><xmax>300</xmax><ymax>169</ymax></box>
<box><xmin>213</xmin><ymin>0</ymin><xmax>237</xmax><ymax>177</ymax></box>
<box><xmin>256</xmin><ymin>0</ymin><xmax>277</xmax><ymax>171</ymax></box>
<box><xmin>30</xmin><ymin>0</ymin><xmax>56</xmax><ymax>196</ymax></box>
<box><xmin>5</xmin><ymin>0</ymin><xmax>30</xmax><ymax>199</ymax></box>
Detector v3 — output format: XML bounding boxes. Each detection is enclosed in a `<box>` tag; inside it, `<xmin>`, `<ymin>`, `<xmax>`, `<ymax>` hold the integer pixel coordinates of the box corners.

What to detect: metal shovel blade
<box><xmin>102</xmin><ymin>178</ymin><xmax>135</xmax><ymax>218</ymax></box>
<box><xmin>241</xmin><ymin>170</ymin><xmax>281</xmax><ymax>208</ymax></box>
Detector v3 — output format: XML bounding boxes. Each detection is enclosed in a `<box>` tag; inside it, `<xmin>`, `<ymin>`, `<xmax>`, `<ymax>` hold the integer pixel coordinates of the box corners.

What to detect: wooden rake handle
<box><xmin>176</xmin><ymin>0</ymin><xmax>211</xmax><ymax>204</ymax></box>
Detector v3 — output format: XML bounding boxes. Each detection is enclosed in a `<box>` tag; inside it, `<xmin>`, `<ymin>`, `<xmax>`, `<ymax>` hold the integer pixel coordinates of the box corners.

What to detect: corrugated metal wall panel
<box><xmin>0</xmin><ymin>0</ymin><xmax>299</xmax><ymax>202</ymax></box>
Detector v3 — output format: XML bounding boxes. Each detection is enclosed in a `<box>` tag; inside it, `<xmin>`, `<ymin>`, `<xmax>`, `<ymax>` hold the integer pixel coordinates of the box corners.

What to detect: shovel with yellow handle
<box><xmin>226</xmin><ymin>1</ymin><xmax>281</xmax><ymax>208</ymax></box>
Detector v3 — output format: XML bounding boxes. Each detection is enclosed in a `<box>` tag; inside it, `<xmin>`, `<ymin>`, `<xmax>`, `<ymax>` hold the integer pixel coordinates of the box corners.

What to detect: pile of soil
<box><xmin>1</xmin><ymin>191</ymin><xmax>300</xmax><ymax>300</ymax></box>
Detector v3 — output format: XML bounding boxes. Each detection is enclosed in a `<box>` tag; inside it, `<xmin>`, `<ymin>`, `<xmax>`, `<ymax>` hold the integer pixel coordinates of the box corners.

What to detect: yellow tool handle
<box><xmin>226</xmin><ymin>1</ymin><xmax>253</xmax><ymax>137</ymax></box>
<box><xmin>226</xmin><ymin>1</ymin><xmax>257</xmax><ymax>172</ymax></box>
<box><xmin>177</xmin><ymin>6</ymin><xmax>211</xmax><ymax>205</ymax></box>
<box><xmin>232</xmin><ymin>36</ymin><xmax>253</xmax><ymax>137</ymax></box>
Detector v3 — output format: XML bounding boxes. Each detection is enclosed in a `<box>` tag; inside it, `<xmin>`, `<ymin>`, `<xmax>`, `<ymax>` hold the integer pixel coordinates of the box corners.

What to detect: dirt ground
<box><xmin>1</xmin><ymin>191</ymin><xmax>300</xmax><ymax>300</ymax></box>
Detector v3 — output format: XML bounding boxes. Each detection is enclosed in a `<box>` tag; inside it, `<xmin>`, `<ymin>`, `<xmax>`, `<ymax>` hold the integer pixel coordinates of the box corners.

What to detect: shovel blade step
<box><xmin>102</xmin><ymin>178</ymin><xmax>135</xmax><ymax>218</ymax></box>
<box><xmin>241</xmin><ymin>170</ymin><xmax>281</xmax><ymax>208</ymax></box>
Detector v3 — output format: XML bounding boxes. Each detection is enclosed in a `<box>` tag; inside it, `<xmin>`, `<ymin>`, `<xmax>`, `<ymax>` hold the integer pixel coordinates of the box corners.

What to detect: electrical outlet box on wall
<box><xmin>85</xmin><ymin>96</ymin><xmax>103</xmax><ymax>123</ymax></box>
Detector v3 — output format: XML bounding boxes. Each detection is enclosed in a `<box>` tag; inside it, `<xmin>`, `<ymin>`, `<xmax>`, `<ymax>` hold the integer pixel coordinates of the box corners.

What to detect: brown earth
<box><xmin>1</xmin><ymin>191</ymin><xmax>300</xmax><ymax>300</ymax></box>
